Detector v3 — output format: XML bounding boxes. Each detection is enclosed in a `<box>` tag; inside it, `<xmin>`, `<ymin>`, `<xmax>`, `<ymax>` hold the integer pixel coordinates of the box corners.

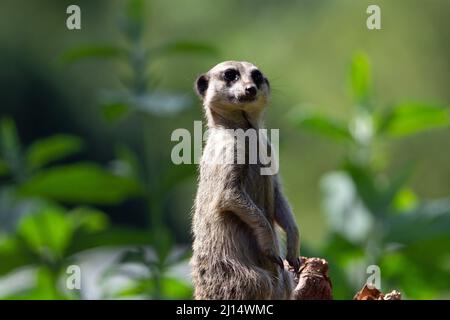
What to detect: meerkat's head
<box><xmin>195</xmin><ymin>61</ymin><xmax>270</xmax><ymax>113</ymax></box>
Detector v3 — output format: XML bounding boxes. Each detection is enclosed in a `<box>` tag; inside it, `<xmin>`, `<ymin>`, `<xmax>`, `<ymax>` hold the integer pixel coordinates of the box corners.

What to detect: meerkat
<box><xmin>191</xmin><ymin>61</ymin><xmax>300</xmax><ymax>300</ymax></box>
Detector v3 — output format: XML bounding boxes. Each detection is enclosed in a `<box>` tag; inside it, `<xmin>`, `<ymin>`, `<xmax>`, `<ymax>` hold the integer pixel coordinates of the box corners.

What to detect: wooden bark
<box><xmin>287</xmin><ymin>257</ymin><xmax>402</xmax><ymax>300</ymax></box>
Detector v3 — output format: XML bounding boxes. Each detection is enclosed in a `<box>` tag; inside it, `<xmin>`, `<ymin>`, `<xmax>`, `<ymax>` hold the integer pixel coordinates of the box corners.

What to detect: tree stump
<box><xmin>287</xmin><ymin>257</ymin><xmax>401</xmax><ymax>300</ymax></box>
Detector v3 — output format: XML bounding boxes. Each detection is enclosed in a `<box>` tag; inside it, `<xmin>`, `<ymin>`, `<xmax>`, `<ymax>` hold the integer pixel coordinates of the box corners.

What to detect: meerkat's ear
<box><xmin>195</xmin><ymin>74</ymin><xmax>209</xmax><ymax>99</ymax></box>
<box><xmin>264</xmin><ymin>77</ymin><xmax>270</xmax><ymax>90</ymax></box>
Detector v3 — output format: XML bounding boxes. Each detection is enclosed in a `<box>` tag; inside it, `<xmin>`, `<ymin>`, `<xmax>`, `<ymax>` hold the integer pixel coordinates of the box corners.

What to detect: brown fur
<box><xmin>191</xmin><ymin>61</ymin><xmax>300</xmax><ymax>299</ymax></box>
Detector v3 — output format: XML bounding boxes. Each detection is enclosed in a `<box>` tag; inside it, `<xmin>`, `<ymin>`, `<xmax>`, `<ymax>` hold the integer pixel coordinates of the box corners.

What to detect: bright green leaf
<box><xmin>19</xmin><ymin>163</ymin><xmax>143</xmax><ymax>205</ymax></box>
<box><xmin>393</xmin><ymin>188</ymin><xmax>418</xmax><ymax>212</ymax></box>
<box><xmin>69</xmin><ymin>207</ymin><xmax>109</xmax><ymax>232</ymax></box>
<box><xmin>26</xmin><ymin>134</ymin><xmax>84</xmax><ymax>170</ymax></box>
<box><xmin>380</xmin><ymin>253</ymin><xmax>447</xmax><ymax>299</ymax></box>
<box><xmin>349</xmin><ymin>51</ymin><xmax>371</xmax><ymax>108</ymax></box>
<box><xmin>161</xmin><ymin>277</ymin><xmax>193</xmax><ymax>299</ymax></box>
<box><xmin>18</xmin><ymin>206</ymin><xmax>73</xmax><ymax>258</ymax></box>
<box><xmin>378</xmin><ymin>103</ymin><xmax>449</xmax><ymax>137</ymax></box>
<box><xmin>290</xmin><ymin>111</ymin><xmax>352</xmax><ymax>142</ymax></box>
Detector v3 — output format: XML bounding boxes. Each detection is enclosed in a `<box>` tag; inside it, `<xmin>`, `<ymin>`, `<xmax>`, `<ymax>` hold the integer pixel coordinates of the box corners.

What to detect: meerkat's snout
<box><xmin>238</xmin><ymin>83</ymin><xmax>257</xmax><ymax>102</ymax></box>
<box><xmin>244</xmin><ymin>85</ymin><xmax>257</xmax><ymax>98</ymax></box>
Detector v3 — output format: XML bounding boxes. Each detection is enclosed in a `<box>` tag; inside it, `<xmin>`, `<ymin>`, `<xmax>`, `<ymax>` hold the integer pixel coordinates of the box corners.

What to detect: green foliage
<box><xmin>294</xmin><ymin>51</ymin><xmax>450</xmax><ymax>298</ymax></box>
<box><xmin>0</xmin><ymin>117</ymin><xmax>148</xmax><ymax>298</ymax></box>
<box><xmin>291</xmin><ymin>111</ymin><xmax>352</xmax><ymax>142</ymax></box>
<box><xmin>42</xmin><ymin>0</ymin><xmax>212</xmax><ymax>299</ymax></box>
<box><xmin>18</xmin><ymin>206</ymin><xmax>73</xmax><ymax>259</ymax></box>
<box><xmin>349</xmin><ymin>51</ymin><xmax>372</xmax><ymax>108</ymax></box>
<box><xmin>20</xmin><ymin>163</ymin><xmax>143</xmax><ymax>205</ymax></box>
<box><xmin>377</xmin><ymin>102</ymin><xmax>450</xmax><ymax>137</ymax></box>
<box><xmin>26</xmin><ymin>134</ymin><xmax>84</xmax><ymax>170</ymax></box>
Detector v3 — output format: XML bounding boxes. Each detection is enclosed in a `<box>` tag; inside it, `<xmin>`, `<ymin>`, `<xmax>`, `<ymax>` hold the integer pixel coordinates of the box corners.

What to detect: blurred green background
<box><xmin>0</xmin><ymin>0</ymin><xmax>449</xmax><ymax>299</ymax></box>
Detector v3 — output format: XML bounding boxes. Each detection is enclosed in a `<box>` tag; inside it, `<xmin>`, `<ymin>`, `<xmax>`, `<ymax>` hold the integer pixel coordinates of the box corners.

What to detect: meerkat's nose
<box><xmin>245</xmin><ymin>85</ymin><xmax>257</xmax><ymax>97</ymax></box>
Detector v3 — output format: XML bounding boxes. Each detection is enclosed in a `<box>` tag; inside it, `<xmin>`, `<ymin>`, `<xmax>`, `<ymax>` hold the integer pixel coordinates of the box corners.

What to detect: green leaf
<box><xmin>378</xmin><ymin>103</ymin><xmax>450</xmax><ymax>137</ymax></box>
<box><xmin>26</xmin><ymin>134</ymin><xmax>84</xmax><ymax>170</ymax></box>
<box><xmin>18</xmin><ymin>206</ymin><xmax>73</xmax><ymax>258</ymax></box>
<box><xmin>393</xmin><ymin>188</ymin><xmax>418</xmax><ymax>212</ymax></box>
<box><xmin>290</xmin><ymin>111</ymin><xmax>352</xmax><ymax>142</ymax></box>
<box><xmin>380</xmin><ymin>252</ymin><xmax>448</xmax><ymax>299</ymax></box>
<box><xmin>343</xmin><ymin>161</ymin><xmax>413</xmax><ymax>215</ymax></box>
<box><xmin>113</xmin><ymin>279</ymin><xmax>154</xmax><ymax>298</ymax></box>
<box><xmin>68</xmin><ymin>207</ymin><xmax>109</xmax><ymax>232</ymax></box>
<box><xmin>161</xmin><ymin>277</ymin><xmax>193</xmax><ymax>299</ymax></box>
<box><xmin>379</xmin><ymin>162</ymin><xmax>414</xmax><ymax>213</ymax></box>
<box><xmin>60</xmin><ymin>45</ymin><xmax>124</xmax><ymax>64</ymax></box>
<box><xmin>384</xmin><ymin>199</ymin><xmax>450</xmax><ymax>246</ymax></box>
<box><xmin>66</xmin><ymin>228</ymin><xmax>151</xmax><ymax>255</ymax></box>
<box><xmin>19</xmin><ymin>163</ymin><xmax>143</xmax><ymax>205</ymax></box>
<box><xmin>0</xmin><ymin>236</ymin><xmax>34</xmax><ymax>276</ymax></box>
<box><xmin>31</xmin><ymin>267</ymin><xmax>63</xmax><ymax>299</ymax></box>
<box><xmin>102</xmin><ymin>102</ymin><xmax>130</xmax><ymax>123</ymax></box>
<box><xmin>349</xmin><ymin>51</ymin><xmax>371</xmax><ymax>107</ymax></box>
<box><xmin>152</xmin><ymin>41</ymin><xmax>219</xmax><ymax>58</ymax></box>
<box><xmin>13</xmin><ymin>267</ymin><xmax>65</xmax><ymax>299</ymax></box>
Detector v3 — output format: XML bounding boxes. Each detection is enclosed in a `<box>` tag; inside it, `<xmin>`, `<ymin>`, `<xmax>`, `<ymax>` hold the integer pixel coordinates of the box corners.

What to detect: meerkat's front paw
<box><xmin>287</xmin><ymin>256</ymin><xmax>301</xmax><ymax>273</ymax></box>
<box><xmin>264</xmin><ymin>249</ymin><xmax>284</xmax><ymax>269</ymax></box>
<box><xmin>271</xmin><ymin>255</ymin><xmax>285</xmax><ymax>269</ymax></box>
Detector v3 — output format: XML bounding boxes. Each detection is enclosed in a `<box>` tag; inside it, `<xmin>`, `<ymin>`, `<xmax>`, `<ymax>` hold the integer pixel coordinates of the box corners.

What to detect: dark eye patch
<box><xmin>251</xmin><ymin>69</ymin><xmax>264</xmax><ymax>88</ymax></box>
<box><xmin>223</xmin><ymin>69</ymin><xmax>239</xmax><ymax>82</ymax></box>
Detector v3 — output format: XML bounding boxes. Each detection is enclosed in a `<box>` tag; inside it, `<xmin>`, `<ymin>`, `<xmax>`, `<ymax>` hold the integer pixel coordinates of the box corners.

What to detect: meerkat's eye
<box><xmin>251</xmin><ymin>69</ymin><xmax>264</xmax><ymax>88</ymax></box>
<box><xmin>223</xmin><ymin>69</ymin><xmax>239</xmax><ymax>82</ymax></box>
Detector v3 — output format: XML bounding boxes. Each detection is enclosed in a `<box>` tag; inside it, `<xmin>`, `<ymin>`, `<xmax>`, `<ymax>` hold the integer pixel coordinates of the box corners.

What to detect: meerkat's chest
<box><xmin>202</xmin><ymin>129</ymin><xmax>276</xmax><ymax>216</ymax></box>
<box><xmin>244</xmin><ymin>164</ymin><xmax>275</xmax><ymax>216</ymax></box>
